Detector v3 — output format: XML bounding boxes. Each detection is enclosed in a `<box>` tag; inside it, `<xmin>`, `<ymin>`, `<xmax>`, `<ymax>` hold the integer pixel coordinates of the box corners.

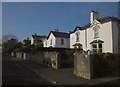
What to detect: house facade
<box><xmin>31</xmin><ymin>34</ymin><xmax>47</xmax><ymax>46</ymax></box>
<box><xmin>43</xmin><ymin>30</ymin><xmax>70</xmax><ymax>48</ymax></box>
<box><xmin>70</xmin><ymin>11</ymin><xmax>120</xmax><ymax>54</ymax></box>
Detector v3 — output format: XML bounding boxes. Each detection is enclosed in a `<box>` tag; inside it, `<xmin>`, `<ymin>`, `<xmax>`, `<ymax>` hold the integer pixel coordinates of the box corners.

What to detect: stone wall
<box><xmin>15</xmin><ymin>48</ymin><xmax>74</xmax><ymax>69</ymax></box>
<box><xmin>24</xmin><ymin>48</ymin><xmax>75</xmax><ymax>69</ymax></box>
<box><xmin>27</xmin><ymin>51</ymin><xmax>60</xmax><ymax>69</ymax></box>
<box><xmin>11</xmin><ymin>52</ymin><xmax>16</xmax><ymax>57</ymax></box>
<box><xmin>16</xmin><ymin>52</ymin><xmax>23</xmax><ymax>59</ymax></box>
<box><xmin>23</xmin><ymin>53</ymin><xmax>27</xmax><ymax>60</ymax></box>
<box><xmin>44</xmin><ymin>52</ymin><xmax>61</xmax><ymax>69</ymax></box>
<box><xmin>74</xmin><ymin>50</ymin><xmax>93</xmax><ymax>79</ymax></box>
<box><xmin>74</xmin><ymin>51</ymin><xmax>120</xmax><ymax>79</ymax></box>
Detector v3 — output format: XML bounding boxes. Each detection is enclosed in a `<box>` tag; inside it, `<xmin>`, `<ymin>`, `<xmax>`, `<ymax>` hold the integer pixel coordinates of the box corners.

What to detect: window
<box><xmin>50</xmin><ymin>39</ymin><xmax>52</xmax><ymax>45</ymax></box>
<box><xmin>92</xmin><ymin>43</ymin><xmax>103</xmax><ymax>53</ymax></box>
<box><xmin>93</xmin><ymin>25</ymin><xmax>99</xmax><ymax>38</ymax></box>
<box><xmin>46</xmin><ymin>41</ymin><xmax>47</xmax><ymax>46</ymax></box>
<box><xmin>92</xmin><ymin>44</ymin><xmax>97</xmax><ymax>53</ymax></box>
<box><xmin>98</xmin><ymin>43</ymin><xmax>102</xmax><ymax>53</ymax></box>
<box><xmin>75</xmin><ymin>31</ymin><xmax>80</xmax><ymax>42</ymax></box>
<box><xmin>61</xmin><ymin>39</ymin><xmax>64</xmax><ymax>45</ymax></box>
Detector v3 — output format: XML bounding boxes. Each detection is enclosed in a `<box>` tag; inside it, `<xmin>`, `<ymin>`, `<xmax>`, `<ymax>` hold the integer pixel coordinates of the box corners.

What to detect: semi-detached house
<box><xmin>70</xmin><ymin>11</ymin><xmax>120</xmax><ymax>54</ymax></box>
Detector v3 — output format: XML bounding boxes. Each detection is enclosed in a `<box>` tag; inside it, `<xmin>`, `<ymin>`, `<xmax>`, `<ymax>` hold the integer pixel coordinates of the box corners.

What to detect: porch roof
<box><xmin>90</xmin><ymin>39</ymin><xmax>104</xmax><ymax>44</ymax></box>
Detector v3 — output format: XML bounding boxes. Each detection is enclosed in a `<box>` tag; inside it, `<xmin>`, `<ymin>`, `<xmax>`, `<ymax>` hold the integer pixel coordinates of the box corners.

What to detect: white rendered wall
<box><xmin>111</xmin><ymin>21</ymin><xmax>119</xmax><ymax>53</ymax></box>
<box><xmin>86</xmin><ymin>21</ymin><xmax>113</xmax><ymax>53</ymax></box>
<box><xmin>31</xmin><ymin>36</ymin><xmax>34</xmax><ymax>45</ymax></box>
<box><xmin>47</xmin><ymin>33</ymin><xmax>56</xmax><ymax>47</ymax></box>
<box><xmin>70</xmin><ymin>20</ymin><xmax>116</xmax><ymax>53</ymax></box>
<box><xmin>55</xmin><ymin>37</ymin><xmax>70</xmax><ymax>48</ymax></box>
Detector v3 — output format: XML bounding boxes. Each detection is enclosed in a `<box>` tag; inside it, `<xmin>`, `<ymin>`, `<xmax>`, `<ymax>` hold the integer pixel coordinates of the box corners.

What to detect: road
<box><xmin>2</xmin><ymin>57</ymin><xmax>119</xmax><ymax>86</ymax></box>
<box><xmin>2</xmin><ymin>57</ymin><xmax>51</xmax><ymax>86</ymax></box>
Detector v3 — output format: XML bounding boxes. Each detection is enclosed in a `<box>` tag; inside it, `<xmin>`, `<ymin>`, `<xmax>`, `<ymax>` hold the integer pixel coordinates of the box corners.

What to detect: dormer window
<box><xmin>93</xmin><ymin>25</ymin><xmax>100</xmax><ymax>38</ymax></box>
<box><xmin>75</xmin><ymin>31</ymin><xmax>80</xmax><ymax>42</ymax></box>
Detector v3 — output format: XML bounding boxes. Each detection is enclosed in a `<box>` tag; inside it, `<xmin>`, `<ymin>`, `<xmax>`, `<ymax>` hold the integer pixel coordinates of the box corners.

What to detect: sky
<box><xmin>2</xmin><ymin>2</ymin><xmax>119</xmax><ymax>41</ymax></box>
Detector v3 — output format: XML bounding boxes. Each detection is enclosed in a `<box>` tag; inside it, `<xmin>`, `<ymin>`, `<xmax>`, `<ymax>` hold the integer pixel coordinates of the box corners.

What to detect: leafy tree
<box><xmin>34</xmin><ymin>39</ymin><xmax>43</xmax><ymax>47</ymax></box>
<box><xmin>2</xmin><ymin>34</ymin><xmax>18</xmax><ymax>43</ymax></box>
<box><xmin>2</xmin><ymin>38</ymin><xmax>18</xmax><ymax>54</ymax></box>
<box><xmin>23</xmin><ymin>38</ymin><xmax>31</xmax><ymax>47</ymax></box>
<box><xmin>22</xmin><ymin>38</ymin><xmax>32</xmax><ymax>52</ymax></box>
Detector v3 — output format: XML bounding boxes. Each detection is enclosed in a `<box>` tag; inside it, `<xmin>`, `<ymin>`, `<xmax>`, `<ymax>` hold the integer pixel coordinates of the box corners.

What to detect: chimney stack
<box><xmin>90</xmin><ymin>10</ymin><xmax>99</xmax><ymax>23</ymax></box>
<box><xmin>53</xmin><ymin>29</ymin><xmax>59</xmax><ymax>32</ymax></box>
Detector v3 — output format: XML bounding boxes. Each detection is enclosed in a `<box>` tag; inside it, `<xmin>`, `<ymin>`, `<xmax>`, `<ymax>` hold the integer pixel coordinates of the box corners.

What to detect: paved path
<box><xmin>10</xmin><ymin>57</ymin><xmax>119</xmax><ymax>85</ymax></box>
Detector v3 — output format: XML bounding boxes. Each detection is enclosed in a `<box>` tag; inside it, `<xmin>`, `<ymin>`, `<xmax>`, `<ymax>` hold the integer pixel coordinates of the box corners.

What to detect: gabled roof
<box><xmin>32</xmin><ymin>35</ymin><xmax>47</xmax><ymax>40</ymax></box>
<box><xmin>81</xmin><ymin>23</ymin><xmax>91</xmax><ymax>30</ymax></box>
<box><xmin>47</xmin><ymin>31</ymin><xmax>70</xmax><ymax>39</ymax></box>
<box><xmin>98</xmin><ymin>16</ymin><xmax>120</xmax><ymax>24</ymax></box>
<box><xmin>70</xmin><ymin>26</ymin><xmax>82</xmax><ymax>34</ymax></box>
<box><xmin>71</xmin><ymin>16</ymin><xmax>120</xmax><ymax>33</ymax></box>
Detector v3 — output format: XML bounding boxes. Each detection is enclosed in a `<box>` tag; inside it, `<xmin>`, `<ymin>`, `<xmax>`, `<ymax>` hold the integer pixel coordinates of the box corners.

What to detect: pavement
<box><xmin>10</xmin><ymin>57</ymin><xmax>120</xmax><ymax>85</ymax></box>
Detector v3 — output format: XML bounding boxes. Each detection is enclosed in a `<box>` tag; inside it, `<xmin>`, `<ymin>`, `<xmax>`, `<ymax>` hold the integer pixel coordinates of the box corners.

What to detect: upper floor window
<box><xmin>75</xmin><ymin>31</ymin><xmax>80</xmax><ymax>42</ymax></box>
<box><xmin>93</xmin><ymin>25</ymin><xmax>100</xmax><ymax>38</ymax></box>
<box><xmin>46</xmin><ymin>41</ymin><xmax>47</xmax><ymax>46</ymax></box>
<box><xmin>50</xmin><ymin>39</ymin><xmax>52</xmax><ymax>45</ymax></box>
<box><xmin>61</xmin><ymin>39</ymin><xmax>64</xmax><ymax>45</ymax></box>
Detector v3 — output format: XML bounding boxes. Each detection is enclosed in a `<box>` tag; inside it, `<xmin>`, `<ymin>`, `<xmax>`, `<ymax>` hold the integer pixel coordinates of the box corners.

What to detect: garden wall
<box><xmin>16</xmin><ymin>52</ymin><xmax>23</xmax><ymax>59</ymax></box>
<box><xmin>74</xmin><ymin>50</ymin><xmax>93</xmax><ymax>79</ymax></box>
<box><xmin>27</xmin><ymin>51</ymin><xmax>60</xmax><ymax>69</ymax></box>
<box><xmin>74</xmin><ymin>51</ymin><xmax>120</xmax><ymax>79</ymax></box>
<box><xmin>24</xmin><ymin>48</ymin><xmax>75</xmax><ymax>69</ymax></box>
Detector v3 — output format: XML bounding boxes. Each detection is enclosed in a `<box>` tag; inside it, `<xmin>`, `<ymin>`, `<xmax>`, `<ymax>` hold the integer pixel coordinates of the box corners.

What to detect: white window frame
<box><xmin>92</xmin><ymin>43</ymin><xmax>97</xmax><ymax>53</ymax></box>
<box><xmin>93</xmin><ymin>25</ymin><xmax>99</xmax><ymax>38</ymax></box>
<box><xmin>75</xmin><ymin>31</ymin><xmax>80</xmax><ymax>42</ymax></box>
<box><xmin>91</xmin><ymin>43</ymin><xmax>103</xmax><ymax>53</ymax></box>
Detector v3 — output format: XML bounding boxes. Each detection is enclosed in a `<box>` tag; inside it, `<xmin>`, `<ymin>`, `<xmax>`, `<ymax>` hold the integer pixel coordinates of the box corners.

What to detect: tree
<box><xmin>2</xmin><ymin>34</ymin><xmax>18</xmax><ymax>43</ymax></box>
<box><xmin>23</xmin><ymin>38</ymin><xmax>31</xmax><ymax>47</ymax></box>
<box><xmin>22</xmin><ymin>38</ymin><xmax>32</xmax><ymax>52</ymax></box>
<box><xmin>34</xmin><ymin>39</ymin><xmax>43</xmax><ymax>47</ymax></box>
<box><xmin>2</xmin><ymin>38</ymin><xmax>18</xmax><ymax>54</ymax></box>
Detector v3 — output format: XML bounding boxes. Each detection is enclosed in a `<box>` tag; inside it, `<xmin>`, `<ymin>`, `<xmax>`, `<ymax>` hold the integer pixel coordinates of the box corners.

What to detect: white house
<box><xmin>43</xmin><ymin>30</ymin><xmax>70</xmax><ymax>48</ymax></box>
<box><xmin>31</xmin><ymin>34</ymin><xmax>47</xmax><ymax>46</ymax></box>
<box><xmin>70</xmin><ymin>11</ymin><xmax>120</xmax><ymax>54</ymax></box>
